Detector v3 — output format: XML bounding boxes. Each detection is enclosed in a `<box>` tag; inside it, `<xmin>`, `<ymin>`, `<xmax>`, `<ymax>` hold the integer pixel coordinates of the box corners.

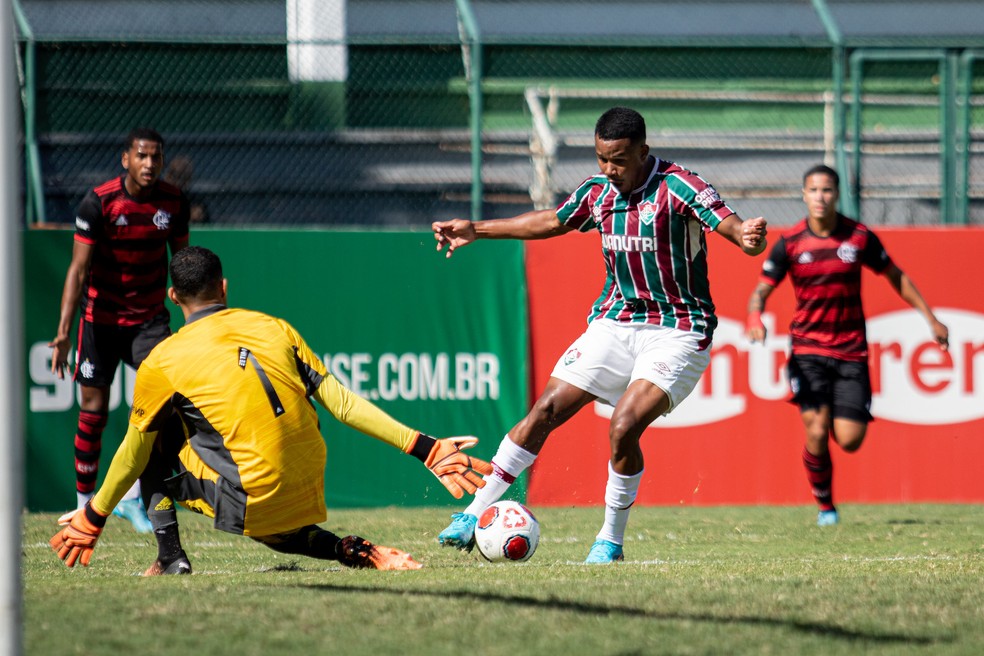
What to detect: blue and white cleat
<box><xmin>438</xmin><ymin>512</ymin><xmax>477</xmax><ymax>551</ymax></box>
<box><xmin>817</xmin><ymin>509</ymin><xmax>839</xmax><ymax>526</ymax></box>
<box><xmin>585</xmin><ymin>539</ymin><xmax>624</xmax><ymax>564</ymax></box>
<box><xmin>113</xmin><ymin>498</ymin><xmax>154</xmax><ymax>534</ymax></box>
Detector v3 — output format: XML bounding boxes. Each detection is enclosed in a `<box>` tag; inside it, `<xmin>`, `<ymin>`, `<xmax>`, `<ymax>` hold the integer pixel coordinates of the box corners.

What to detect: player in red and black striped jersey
<box><xmin>746</xmin><ymin>165</ymin><xmax>948</xmax><ymax>526</ymax></box>
<box><xmin>48</xmin><ymin>128</ymin><xmax>190</xmax><ymax>532</ymax></box>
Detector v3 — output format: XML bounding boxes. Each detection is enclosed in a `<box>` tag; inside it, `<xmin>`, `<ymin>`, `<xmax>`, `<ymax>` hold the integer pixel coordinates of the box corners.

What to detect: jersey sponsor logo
<box><xmin>238</xmin><ymin>347</ymin><xmax>250</xmax><ymax>368</ymax></box>
<box><xmin>591</xmin><ymin>309</ymin><xmax>984</xmax><ymax>427</ymax></box>
<box><xmin>638</xmin><ymin>202</ymin><xmax>658</xmax><ymax>226</ymax></box>
<box><xmin>837</xmin><ymin>243</ymin><xmax>858</xmax><ymax>264</ymax></box>
<box><xmin>152</xmin><ymin>209</ymin><xmax>171</xmax><ymax>230</ymax></box>
<box><xmin>601</xmin><ymin>233</ymin><xmax>658</xmax><ymax>252</ymax></box>
<box><xmin>115</xmin><ymin>215</ymin><xmax>128</xmax><ymax>226</ymax></box>
<box><xmin>694</xmin><ymin>186</ymin><xmax>721</xmax><ymax>209</ymax></box>
<box><xmin>591</xmin><ymin>203</ymin><xmax>604</xmax><ymax>223</ymax></box>
<box><xmin>797</xmin><ymin>251</ymin><xmax>814</xmax><ymax>264</ymax></box>
<box><xmin>75</xmin><ymin>216</ymin><xmax>90</xmax><ymax>231</ymax></box>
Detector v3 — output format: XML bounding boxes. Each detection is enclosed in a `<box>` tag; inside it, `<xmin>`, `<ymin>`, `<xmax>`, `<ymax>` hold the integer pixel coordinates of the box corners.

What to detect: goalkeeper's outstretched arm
<box><xmin>312</xmin><ymin>372</ymin><xmax>492</xmax><ymax>498</ymax></box>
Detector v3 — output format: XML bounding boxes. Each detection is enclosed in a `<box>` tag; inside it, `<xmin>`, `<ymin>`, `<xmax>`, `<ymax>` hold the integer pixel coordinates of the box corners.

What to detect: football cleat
<box><xmin>113</xmin><ymin>498</ymin><xmax>154</xmax><ymax>534</ymax></box>
<box><xmin>143</xmin><ymin>556</ymin><xmax>192</xmax><ymax>576</ymax></box>
<box><xmin>817</xmin><ymin>509</ymin><xmax>839</xmax><ymax>526</ymax></box>
<box><xmin>438</xmin><ymin>512</ymin><xmax>477</xmax><ymax>551</ymax></box>
<box><xmin>584</xmin><ymin>539</ymin><xmax>624</xmax><ymax>564</ymax></box>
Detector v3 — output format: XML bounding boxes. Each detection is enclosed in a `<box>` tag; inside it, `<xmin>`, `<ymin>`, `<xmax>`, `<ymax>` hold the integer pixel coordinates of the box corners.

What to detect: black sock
<box><xmin>252</xmin><ymin>525</ymin><xmax>343</xmax><ymax>561</ymax></box>
<box><xmin>154</xmin><ymin>523</ymin><xmax>186</xmax><ymax>564</ymax></box>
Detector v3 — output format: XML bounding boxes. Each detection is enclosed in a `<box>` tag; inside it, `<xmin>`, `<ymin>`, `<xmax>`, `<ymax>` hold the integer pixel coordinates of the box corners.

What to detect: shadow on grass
<box><xmin>299</xmin><ymin>582</ymin><xmax>949</xmax><ymax>646</ymax></box>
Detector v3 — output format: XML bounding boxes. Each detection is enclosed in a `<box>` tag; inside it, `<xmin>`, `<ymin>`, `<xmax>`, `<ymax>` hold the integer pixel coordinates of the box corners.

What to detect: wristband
<box><xmin>84</xmin><ymin>502</ymin><xmax>109</xmax><ymax>529</ymax></box>
<box><xmin>746</xmin><ymin>311</ymin><xmax>764</xmax><ymax>330</ymax></box>
<box><xmin>408</xmin><ymin>433</ymin><xmax>437</xmax><ymax>462</ymax></box>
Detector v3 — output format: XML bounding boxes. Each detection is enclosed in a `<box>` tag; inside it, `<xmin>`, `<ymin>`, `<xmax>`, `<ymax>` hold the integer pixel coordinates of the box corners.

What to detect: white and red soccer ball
<box><xmin>475</xmin><ymin>500</ymin><xmax>540</xmax><ymax>563</ymax></box>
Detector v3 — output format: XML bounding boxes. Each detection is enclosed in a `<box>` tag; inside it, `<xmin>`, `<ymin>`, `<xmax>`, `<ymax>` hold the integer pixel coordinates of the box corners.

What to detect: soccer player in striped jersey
<box><xmin>49</xmin><ymin>246</ymin><xmax>492</xmax><ymax>574</ymax></box>
<box><xmin>745</xmin><ymin>164</ymin><xmax>949</xmax><ymax>526</ymax></box>
<box><xmin>432</xmin><ymin>106</ymin><xmax>768</xmax><ymax>563</ymax></box>
<box><xmin>48</xmin><ymin>128</ymin><xmax>190</xmax><ymax>533</ymax></box>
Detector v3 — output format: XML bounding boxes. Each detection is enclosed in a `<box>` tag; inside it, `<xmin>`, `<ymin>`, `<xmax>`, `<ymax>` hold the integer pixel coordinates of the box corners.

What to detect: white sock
<box><xmin>595</xmin><ymin>461</ymin><xmax>643</xmax><ymax>546</ymax></box>
<box><xmin>76</xmin><ymin>491</ymin><xmax>93</xmax><ymax>510</ymax></box>
<box><xmin>464</xmin><ymin>435</ymin><xmax>537</xmax><ymax>517</ymax></box>
<box><xmin>120</xmin><ymin>481</ymin><xmax>141</xmax><ymax>502</ymax></box>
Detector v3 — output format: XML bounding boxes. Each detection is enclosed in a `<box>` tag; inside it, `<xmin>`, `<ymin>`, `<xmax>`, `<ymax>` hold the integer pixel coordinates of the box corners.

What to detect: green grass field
<box><xmin>24</xmin><ymin>504</ymin><xmax>984</xmax><ymax>655</ymax></box>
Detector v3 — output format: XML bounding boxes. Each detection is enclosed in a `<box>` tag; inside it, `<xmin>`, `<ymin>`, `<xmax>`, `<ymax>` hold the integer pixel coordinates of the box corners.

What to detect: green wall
<box><xmin>24</xmin><ymin>229</ymin><xmax>528</xmax><ymax>511</ymax></box>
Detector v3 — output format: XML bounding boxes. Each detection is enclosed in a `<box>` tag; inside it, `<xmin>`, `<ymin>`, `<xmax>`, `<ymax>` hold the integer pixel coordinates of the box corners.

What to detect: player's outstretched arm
<box><xmin>406</xmin><ymin>433</ymin><xmax>493</xmax><ymax>499</ymax></box>
<box><xmin>432</xmin><ymin>210</ymin><xmax>570</xmax><ymax>258</ymax></box>
<box><xmin>883</xmin><ymin>266</ymin><xmax>949</xmax><ymax>351</ymax></box>
<box><xmin>312</xmin><ymin>373</ymin><xmax>492</xmax><ymax>497</ymax></box>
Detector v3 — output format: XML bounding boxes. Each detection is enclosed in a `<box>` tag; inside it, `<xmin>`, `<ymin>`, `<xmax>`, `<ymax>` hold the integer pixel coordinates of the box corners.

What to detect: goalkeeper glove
<box><xmin>336</xmin><ymin>535</ymin><xmax>422</xmax><ymax>571</ymax></box>
<box><xmin>407</xmin><ymin>433</ymin><xmax>493</xmax><ymax>499</ymax></box>
<box><xmin>49</xmin><ymin>503</ymin><xmax>108</xmax><ymax>567</ymax></box>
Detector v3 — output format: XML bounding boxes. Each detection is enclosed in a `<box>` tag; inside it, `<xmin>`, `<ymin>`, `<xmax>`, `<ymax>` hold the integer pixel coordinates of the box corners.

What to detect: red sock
<box><xmin>75</xmin><ymin>410</ymin><xmax>107</xmax><ymax>496</ymax></box>
<box><xmin>802</xmin><ymin>447</ymin><xmax>835</xmax><ymax>511</ymax></box>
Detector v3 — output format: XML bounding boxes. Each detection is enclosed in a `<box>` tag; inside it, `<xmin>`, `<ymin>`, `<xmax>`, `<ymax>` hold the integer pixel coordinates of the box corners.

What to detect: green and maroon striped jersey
<box><xmin>556</xmin><ymin>157</ymin><xmax>736</xmax><ymax>347</ymax></box>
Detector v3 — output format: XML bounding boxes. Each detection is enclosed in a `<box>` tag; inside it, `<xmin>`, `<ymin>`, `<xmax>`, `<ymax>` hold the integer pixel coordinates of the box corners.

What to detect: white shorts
<box><xmin>550</xmin><ymin>319</ymin><xmax>710</xmax><ymax>413</ymax></box>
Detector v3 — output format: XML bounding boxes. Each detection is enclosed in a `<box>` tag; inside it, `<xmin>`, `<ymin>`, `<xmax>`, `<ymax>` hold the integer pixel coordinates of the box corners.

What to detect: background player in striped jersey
<box><xmin>432</xmin><ymin>106</ymin><xmax>768</xmax><ymax>563</ymax></box>
<box><xmin>49</xmin><ymin>246</ymin><xmax>492</xmax><ymax>574</ymax></box>
<box><xmin>745</xmin><ymin>164</ymin><xmax>949</xmax><ymax>526</ymax></box>
<box><xmin>48</xmin><ymin>128</ymin><xmax>190</xmax><ymax>533</ymax></box>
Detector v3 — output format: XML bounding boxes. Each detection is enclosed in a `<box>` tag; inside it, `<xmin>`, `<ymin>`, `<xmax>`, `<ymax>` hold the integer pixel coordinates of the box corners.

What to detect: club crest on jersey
<box><xmin>563</xmin><ymin>348</ymin><xmax>582</xmax><ymax>366</ymax></box>
<box><xmin>837</xmin><ymin>243</ymin><xmax>858</xmax><ymax>264</ymax></box>
<box><xmin>152</xmin><ymin>209</ymin><xmax>171</xmax><ymax>230</ymax></box>
<box><xmin>637</xmin><ymin>202</ymin><xmax>657</xmax><ymax>225</ymax></box>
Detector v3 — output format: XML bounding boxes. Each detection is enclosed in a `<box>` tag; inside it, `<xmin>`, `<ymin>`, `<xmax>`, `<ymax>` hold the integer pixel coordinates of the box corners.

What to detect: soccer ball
<box><xmin>475</xmin><ymin>500</ymin><xmax>540</xmax><ymax>563</ymax></box>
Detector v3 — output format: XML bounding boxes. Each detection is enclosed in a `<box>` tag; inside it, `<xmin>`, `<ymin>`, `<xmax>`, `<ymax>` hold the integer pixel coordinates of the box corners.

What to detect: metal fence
<box><xmin>14</xmin><ymin>0</ymin><xmax>984</xmax><ymax>228</ymax></box>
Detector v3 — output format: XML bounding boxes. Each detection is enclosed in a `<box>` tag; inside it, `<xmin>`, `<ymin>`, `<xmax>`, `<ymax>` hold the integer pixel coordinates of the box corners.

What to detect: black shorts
<box><xmin>74</xmin><ymin>312</ymin><xmax>172</xmax><ymax>387</ymax></box>
<box><xmin>786</xmin><ymin>354</ymin><xmax>873</xmax><ymax>423</ymax></box>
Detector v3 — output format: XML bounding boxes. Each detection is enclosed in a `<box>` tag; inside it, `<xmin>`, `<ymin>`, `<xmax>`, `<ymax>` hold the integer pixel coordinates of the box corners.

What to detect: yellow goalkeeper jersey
<box><xmin>113</xmin><ymin>305</ymin><xmax>417</xmax><ymax>536</ymax></box>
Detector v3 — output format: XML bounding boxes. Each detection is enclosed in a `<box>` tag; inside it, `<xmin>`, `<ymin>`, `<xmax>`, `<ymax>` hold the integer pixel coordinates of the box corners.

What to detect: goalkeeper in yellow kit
<box><xmin>50</xmin><ymin>246</ymin><xmax>492</xmax><ymax>574</ymax></box>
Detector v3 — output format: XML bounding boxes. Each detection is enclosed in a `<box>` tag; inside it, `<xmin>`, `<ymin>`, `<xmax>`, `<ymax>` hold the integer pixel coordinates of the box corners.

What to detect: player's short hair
<box><xmin>595</xmin><ymin>107</ymin><xmax>646</xmax><ymax>144</ymax></box>
<box><xmin>803</xmin><ymin>164</ymin><xmax>839</xmax><ymax>187</ymax></box>
<box><xmin>170</xmin><ymin>246</ymin><xmax>223</xmax><ymax>301</ymax></box>
<box><xmin>124</xmin><ymin>127</ymin><xmax>165</xmax><ymax>152</ymax></box>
